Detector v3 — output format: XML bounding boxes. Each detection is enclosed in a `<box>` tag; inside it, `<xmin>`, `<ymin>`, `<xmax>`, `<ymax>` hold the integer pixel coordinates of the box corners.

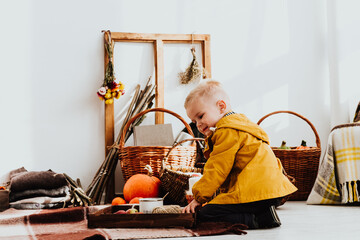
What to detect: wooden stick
<box><xmin>117</xmin><ymin>84</ymin><xmax>141</xmax><ymax>144</ymax></box>
<box><xmin>87</xmin><ymin>78</ymin><xmax>156</xmax><ymax>204</ymax></box>
<box><xmin>87</xmin><ymin>84</ymin><xmax>141</xmax><ymax>201</ymax></box>
<box><xmin>130</xmin><ymin>85</ymin><xmax>154</xmax><ymax>121</ymax></box>
<box><xmin>86</xmin><ymin>156</ymin><xmax>107</xmax><ymax>193</ymax></box>
<box><xmin>92</xmin><ymin>150</ymin><xmax>115</xmax><ymax>203</ymax></box>
<box><xmin>130</xmin><ymin>94</ymin><xmax>155</xmax><ymax>133</ymax></box>
<box><xmin>124</xmin><ymin>89</ymin><xmax>155</xmax><ymax>142</ymax></box>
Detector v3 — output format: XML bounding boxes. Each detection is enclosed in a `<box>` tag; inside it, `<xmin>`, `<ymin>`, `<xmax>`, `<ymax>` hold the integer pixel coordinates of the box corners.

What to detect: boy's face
<box><xmin>186</xmin><ymin>97</ymin><xmax>225</xmax><ymax>137</ymax></box>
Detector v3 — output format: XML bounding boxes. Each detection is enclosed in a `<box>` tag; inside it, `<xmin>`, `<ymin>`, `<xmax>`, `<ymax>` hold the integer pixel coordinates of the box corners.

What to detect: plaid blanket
<box><xmin>307</xmin><ymin>123</ymin><xmax>360</xmax><ymax>204</ymax></box>
<box><xmin>0</xmin><ymin>206</ymin><xmax>247</xmax><ymax>239</ymax></box>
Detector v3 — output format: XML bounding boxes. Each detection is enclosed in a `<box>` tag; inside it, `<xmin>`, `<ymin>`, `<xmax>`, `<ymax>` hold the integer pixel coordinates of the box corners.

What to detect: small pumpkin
<box><xmin>129</xmin><ymin>197</ymin><xmax>143</xmax><ymax>204</ymax></box>
<box><xmin>111</xmin><ymin>197</ymin><xmax>126</xmax><ymax>205</ymax></box>
<box><xmin>296</xmin><ymin>140</ymin><xmax>310</xmax><ymax>150</ymax></box>
<box><xmin>123</xmin><ymin>165</ymin><xmax>161</xmax><ymax>203</ymax></box>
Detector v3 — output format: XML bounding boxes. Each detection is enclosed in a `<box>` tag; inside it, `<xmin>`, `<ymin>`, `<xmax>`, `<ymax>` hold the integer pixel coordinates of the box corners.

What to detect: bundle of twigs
<box><xmin>86</xmin><ymin>77</ymin><xmax>156</xmax><ymax>204</ymax></box>
<box><xmin>178</xmin><ymin>47</ymin><xmax>202</xmax><ymax>84</ymax></box>
<box><xmin>64</xmin><ymin>173</ymin><xmax>91</xmax><ymax>207</ymax></box>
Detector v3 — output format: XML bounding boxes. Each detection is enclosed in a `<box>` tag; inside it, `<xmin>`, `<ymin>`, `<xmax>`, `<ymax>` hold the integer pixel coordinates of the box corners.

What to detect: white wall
<box><xmin>327</xmin><ymin>0</ymin><xmax>360</xmax><ymax>124</ymax></box>
<box><xmin>1</xmin><ymin>0</ymin><xmax>358</xmax><ymax>193</ymax></box>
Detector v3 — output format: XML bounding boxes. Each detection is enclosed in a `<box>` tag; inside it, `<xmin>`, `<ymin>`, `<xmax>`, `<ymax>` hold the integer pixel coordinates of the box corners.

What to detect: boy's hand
<box><xmin>182</xmin><ymin>199</ymin><xmax>201</xmax><ymax>213</ymax></box>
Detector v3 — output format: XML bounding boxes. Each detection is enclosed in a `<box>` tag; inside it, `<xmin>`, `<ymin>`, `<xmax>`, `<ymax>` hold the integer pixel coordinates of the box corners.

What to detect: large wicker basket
<box><xmin>257</xmin><ymin>111</ymin><xmax>321</xmax><ymax>200</ymax></box>
<box><xmin>118</xmin><ymin>108</ymin><xmax>197</xmax><ymax>181</ymax></box>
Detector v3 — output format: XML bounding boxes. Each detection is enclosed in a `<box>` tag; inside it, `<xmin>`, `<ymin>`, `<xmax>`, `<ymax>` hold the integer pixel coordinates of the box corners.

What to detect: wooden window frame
<box><xmin>104</xmin><ymin>32</ymin><xmax>212</xmax><ymax>153</ymax></box>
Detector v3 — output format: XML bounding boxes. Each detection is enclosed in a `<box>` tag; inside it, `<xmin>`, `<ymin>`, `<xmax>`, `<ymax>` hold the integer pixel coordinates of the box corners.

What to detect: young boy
<box><xmin>182</xmin><ymin>80</ymin><xmax>297</xmax><ymax>229</ymax></box>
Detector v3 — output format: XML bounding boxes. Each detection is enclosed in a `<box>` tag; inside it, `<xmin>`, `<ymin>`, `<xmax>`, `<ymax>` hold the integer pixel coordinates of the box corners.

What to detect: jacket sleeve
<box><xmin>192</xmin><ymin>128</ymin><xmax>242</xmax><ymax>203</ymax></box>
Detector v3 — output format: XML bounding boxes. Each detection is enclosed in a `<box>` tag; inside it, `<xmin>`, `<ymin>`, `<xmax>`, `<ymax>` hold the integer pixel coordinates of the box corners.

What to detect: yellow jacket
<box><xmin>192</xmin><ymin>113</ymin><xmax>298</xmax><ymax>204</ymax></box>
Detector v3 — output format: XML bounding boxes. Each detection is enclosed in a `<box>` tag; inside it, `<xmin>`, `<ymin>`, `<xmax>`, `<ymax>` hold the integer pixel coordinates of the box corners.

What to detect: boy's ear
<box><xmin>217</xmin><ymin>100</ymin><xmax>227</xmax><ymax>114</ymax></box>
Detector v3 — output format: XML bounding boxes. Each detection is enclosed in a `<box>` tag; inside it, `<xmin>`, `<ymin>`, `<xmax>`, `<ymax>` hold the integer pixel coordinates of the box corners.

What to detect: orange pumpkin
<box><xmin>123</xmin><ymin>165</ymin><xmax>161</xmax><ymax>203</ymax></box>
<box><xmin>296</xmin><ymin>140</ymin><xmax>310</xmax><ymax>150</ymax></box>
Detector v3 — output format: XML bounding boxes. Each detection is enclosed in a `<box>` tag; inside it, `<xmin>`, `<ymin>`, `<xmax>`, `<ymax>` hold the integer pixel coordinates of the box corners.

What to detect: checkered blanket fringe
<box><xmin>340</xmin><ymin>181</ymin><xmax>360</xmax><ymax>203</ymax></box>
<box><xmin>307</xmin><ymin>123</ymin><xmax>360</xmax><ymax>204</ymax></box>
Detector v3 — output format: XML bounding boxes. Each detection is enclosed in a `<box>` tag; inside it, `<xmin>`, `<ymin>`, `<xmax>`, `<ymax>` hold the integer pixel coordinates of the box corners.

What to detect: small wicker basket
<box><xmin>257</xmin><ymin>110</ymin><xmax>321</xmax><ymax>201</ymax></box>
<box><xmin>118</xmin><ymin>108</ymin><xmax>197</xmax><ymax>181</ymax></box>
<box><xmin>160</xmin><ymin>138</ymin><xmax>204</xmax><ymax>206</ymax></box>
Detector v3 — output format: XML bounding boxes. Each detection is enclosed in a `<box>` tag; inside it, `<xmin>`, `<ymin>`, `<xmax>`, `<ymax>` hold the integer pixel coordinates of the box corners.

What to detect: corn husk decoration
<box><xmin>178</xmin><ymin>47</ymin><xmax>202</xmax><ymax>84</ymax></box>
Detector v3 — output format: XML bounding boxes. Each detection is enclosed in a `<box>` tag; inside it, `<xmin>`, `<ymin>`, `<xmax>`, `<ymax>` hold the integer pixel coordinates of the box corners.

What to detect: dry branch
<box><xmin>87</xmin><ymin>78</ymin><xmax>156</xmax><ymax>204</ymax></box>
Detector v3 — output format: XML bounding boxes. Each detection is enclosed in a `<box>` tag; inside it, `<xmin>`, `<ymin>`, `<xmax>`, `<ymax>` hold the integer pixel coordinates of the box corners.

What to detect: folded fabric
<box><xmin>10</xmin><ymin>169</ymin><xmax>68</xmax><ymax>193</ymax></box>
<box><xmin>10</xmin><ymin>194</ymin><xmax>71</xmax><ymax>205</ymax></box>
<box><xmin>307</xmin><ymin>123</ymin><xmax>360</xmax><ymax>204</ymax></box>
<box><xmin>10</xmin><ymin>202</ymin><xmax>65</xmax><ymax>210</ymax></box>
<box><xmin>10</xmin><ymin>195</ymin><xmax>71</xmax><ymax>209</ymax></box>
<box><xmin>10</xmin><ymin>185</ymin><xmax>70</xmax><ymax>202</ymax></box>
<box><xmin>9</xmin><ymin>166</ymin><xmax>27</xmax><ymax>179</ymax></box>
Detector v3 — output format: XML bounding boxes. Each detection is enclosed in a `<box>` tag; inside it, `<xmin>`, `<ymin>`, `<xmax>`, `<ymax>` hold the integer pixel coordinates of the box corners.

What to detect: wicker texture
<box><xmin>160</xmin><ymin>138</ymin><xmax>204</xmax><ymax>206</ymax></box>
<box><xmin>119</xmin><ymin>108</ymin><xmax>197</xmax><ymax>181</ymax></box>
<box><xmin>257</xmin><ymin>111</ymin><xmax>321</xmax><ymax>201</ymax></box>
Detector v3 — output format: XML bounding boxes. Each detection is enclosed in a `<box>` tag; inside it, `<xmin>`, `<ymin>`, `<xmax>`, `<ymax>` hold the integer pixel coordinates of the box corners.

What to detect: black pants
<box><xmin>196</xmin><ymin>197</ymin><xmax>282</xmax><ymax>228</ymax></box>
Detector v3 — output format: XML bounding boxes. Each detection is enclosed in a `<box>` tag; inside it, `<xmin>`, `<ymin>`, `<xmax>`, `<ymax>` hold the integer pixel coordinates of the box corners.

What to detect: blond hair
<box><xmin>184</xmin><ymin>80</ymin><xmax>230</xmax><ymax>109</ymax></box>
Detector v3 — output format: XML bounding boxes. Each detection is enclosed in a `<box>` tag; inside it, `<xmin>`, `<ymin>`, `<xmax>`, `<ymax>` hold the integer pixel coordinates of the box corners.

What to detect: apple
<box><xmin>126</xmin><ymin>208</ymin><xmax>138</xmax><ymax>214</ymax></box>
<box><xmin>114</xmin><ymin>210</ymin><xmax>127</xmax><ymax>214</ymax></box>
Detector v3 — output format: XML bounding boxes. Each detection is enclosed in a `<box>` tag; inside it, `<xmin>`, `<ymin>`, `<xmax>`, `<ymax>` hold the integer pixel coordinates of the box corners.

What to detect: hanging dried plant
<box><xmin>178</xmin><ymin>47</ymin><xmax>202</xmax><ymax>84</ymax></box>
<box><xmin>97</xmin><ymin>30</ymin><xmax>125</xmax><ymax>104</ymax></box>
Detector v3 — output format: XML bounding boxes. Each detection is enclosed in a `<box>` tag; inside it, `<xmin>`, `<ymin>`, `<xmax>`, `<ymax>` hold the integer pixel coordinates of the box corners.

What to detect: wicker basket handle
<box><xmin>257</xmin><ymin>110</ymin><xmax>321</xmax><ymax>148</ymax></box>
<box><xmin>119</xmin><ymin>107</ymin><xmax>194</xmax><ymax>148</ymax></box>
<box><xmin>162</xmin><ymin>137</ymin><xmax>205</xmax><ymax>168</ymax></box>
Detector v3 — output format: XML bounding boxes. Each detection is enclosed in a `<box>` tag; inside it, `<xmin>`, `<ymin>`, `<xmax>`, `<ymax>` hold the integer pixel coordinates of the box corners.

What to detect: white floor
<box><xmin>148</xmin><ymin>201</ymin><xmax>360</xmax><ymax>240</ymax></box>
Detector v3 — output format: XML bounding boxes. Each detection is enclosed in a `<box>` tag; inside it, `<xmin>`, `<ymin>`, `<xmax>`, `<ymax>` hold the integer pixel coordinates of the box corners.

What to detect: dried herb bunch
<box><xmin>97</xmin><ymin>30</ymin><xmax>125</xmax><ymax>104</ymax></box>
<box><xmin>178</xmin><ymin>47</ymin><xmax>202</xmax><ymax>85</ymax></box>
